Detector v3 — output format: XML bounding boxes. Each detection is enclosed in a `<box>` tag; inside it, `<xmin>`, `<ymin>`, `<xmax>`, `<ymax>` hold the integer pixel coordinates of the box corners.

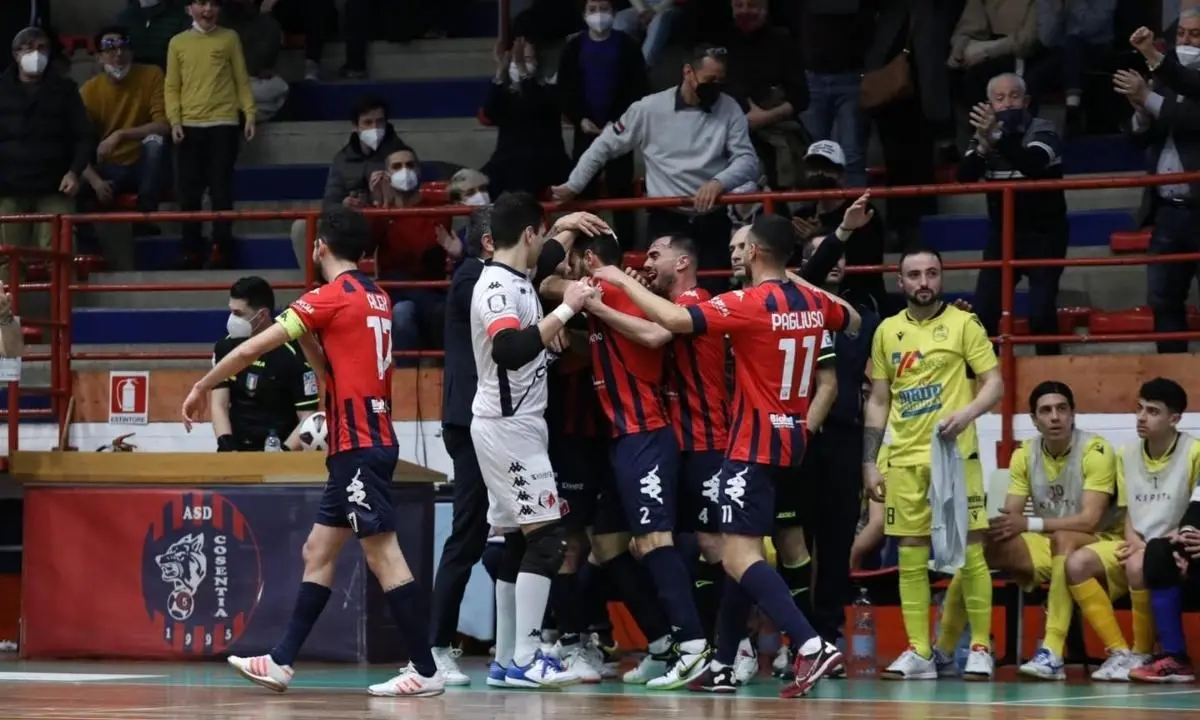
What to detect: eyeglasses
<box><xmin>99</xmin><ymin>37</ymin><xmax>130</xmax><ymax>52</ymax></box>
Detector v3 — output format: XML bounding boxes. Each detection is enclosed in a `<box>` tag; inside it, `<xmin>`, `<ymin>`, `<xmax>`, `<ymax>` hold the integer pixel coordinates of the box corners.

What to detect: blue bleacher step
<box><xmin>73</xmin><ymin>292</ymin><xmax>1035</xmax><ymax>345</ymax></box>
<box><xmin>921</xmin><ymin>209</ymin><xmax>1136</xmax><ymax>254</ymax></box>
<box><xmin>135</xmin><ymin>235</ymin><xmax>298</xmax><ymax>271</ymax></box>
<box><xmin>0</xmin><ymin>386</ymin><xmax>54</xmax><ymax>422</ymax></box>
<box><xmin>1060</xmin><ymin>134</ymin><xmax>1144</xmax><ymax>176</ymax></box>
<box><xmin>283</xmin><ymin>78</ymin><xmax>493</xmax><ymax>122</ymax></box>
<box><xmin>231</xmin><ymin>161</ymin><xmax>449</xmax><ymax>203</ymax></box>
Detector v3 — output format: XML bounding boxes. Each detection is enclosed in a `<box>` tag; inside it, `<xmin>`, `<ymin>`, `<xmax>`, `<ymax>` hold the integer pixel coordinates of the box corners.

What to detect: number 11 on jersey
<box><xmin>777</xmin><ymin>335</ymin><xmax>817</xmax><ymax>401</ymax></box>
<box><xmin>367</xmin><ymin>316</ymin><xmax>393</xmax><ymax>380</ymax></box>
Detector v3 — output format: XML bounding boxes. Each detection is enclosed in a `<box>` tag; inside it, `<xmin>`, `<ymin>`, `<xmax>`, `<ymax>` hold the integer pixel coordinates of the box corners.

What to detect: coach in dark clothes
<box><xmin>430</xmin><ymin>207</ymin><xmax>495</xmax><ymax>660</ymax></box>
<box><xmin>558</xmin><ymin>0</ymin><xmax>647</xmax><ymax>246</ymax></box>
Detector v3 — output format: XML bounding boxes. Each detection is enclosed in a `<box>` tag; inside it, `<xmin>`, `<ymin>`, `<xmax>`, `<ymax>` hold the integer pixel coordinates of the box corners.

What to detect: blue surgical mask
<box><xmin>995</xmin><ymin>108</ymin><xmax>1029</xmax><ymax>134</ymax></box>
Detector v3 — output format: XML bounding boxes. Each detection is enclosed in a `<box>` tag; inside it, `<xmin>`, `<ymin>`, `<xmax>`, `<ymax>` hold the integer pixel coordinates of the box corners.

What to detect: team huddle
<box><xmin>177</xmin><ymin>197</ymin><xmax>1200</xmax><ymax>699</ymax></box>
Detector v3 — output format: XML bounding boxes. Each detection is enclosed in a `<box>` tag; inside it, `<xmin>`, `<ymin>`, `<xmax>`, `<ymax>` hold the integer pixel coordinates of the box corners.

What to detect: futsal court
<box><xmin>4</xmin><ymin>657</ymin><xmax>1200</xmax><ymax>720</ymax></box>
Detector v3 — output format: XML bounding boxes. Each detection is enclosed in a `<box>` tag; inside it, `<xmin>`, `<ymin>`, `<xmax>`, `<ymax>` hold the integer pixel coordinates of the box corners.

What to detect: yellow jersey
<box><xmin>870</xmin><ymin>303</ymin><xmax>997</xmax><ymax>467</ymax></box>
<box><xmin>1008</xmin><ymin>433</ymin><xmax>1121</xmax><ymax>532</ymax></box>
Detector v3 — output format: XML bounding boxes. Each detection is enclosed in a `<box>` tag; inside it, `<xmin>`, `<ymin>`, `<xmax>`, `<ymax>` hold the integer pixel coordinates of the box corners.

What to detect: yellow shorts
<box><xmin>1019</xmin><ymin>533</ymin><xmax>1127</xmax><ymax>598</ymax></box>
<box><xmin>883</xmin><ymin>460</ymin><xmax>988</xmax><ymax>538</ymax></box>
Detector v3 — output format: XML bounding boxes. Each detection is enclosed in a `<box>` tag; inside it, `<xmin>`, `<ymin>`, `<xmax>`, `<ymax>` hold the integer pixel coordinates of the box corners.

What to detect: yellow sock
<box><xmin>1130</xmin><ymin>589</ymin><xmax>1156</xmax><ymax>655</ymax></box>
<box><xmin>1042</xmin><ymin>556</ymin><xmax>1072</xmax><ymax>656</ymax></box>
<box><xmin>935</xmin><ymin>573</ymin><xmax>967</xmax><ymax>655</ymax></box>
<box><xmin>960</xmin><ymin>543</ymin><xmax>993</xmax><ymax>649</ymax></box>
<box><xmin>898</xmin><ymin>545</ymin><xmax>932</xmax><ymax>657</ymax></box>
<box><xmin>1070</xmin><ymin>578</ymin><xmax>1128</xmax><ymax>652</ymax></box>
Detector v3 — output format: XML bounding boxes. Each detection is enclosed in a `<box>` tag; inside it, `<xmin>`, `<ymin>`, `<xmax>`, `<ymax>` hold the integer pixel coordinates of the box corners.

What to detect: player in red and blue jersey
<box><xmin>182</xmin><ymin>208</ymin><xmax>444</xmax><ymax>698</ymax></box>
<box><xmin>591</xmin><ymin>214</ymin><xmax>862</xmax><ymax>699</ymax></box>
<box><xmin>566</xmin><ymin>232</ymin><xmax>712</xmax><ymax>689</ymax></box>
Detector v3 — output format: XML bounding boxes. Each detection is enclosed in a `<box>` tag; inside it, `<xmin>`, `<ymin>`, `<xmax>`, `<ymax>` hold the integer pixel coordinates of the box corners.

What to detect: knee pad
<box><xmin>519</xmin><ymin>523</ymin><xmax>568</xmax><ymax>578</ymax></box>
<box><xmin>497</xmin><ymin>531</ymin><xmax>526</xmax><ymax>584</ymax></box>
<box><xmin>1143</xmin><ymin>537</ymin><xmax>1185</xmax><ymax>589</ymax></box>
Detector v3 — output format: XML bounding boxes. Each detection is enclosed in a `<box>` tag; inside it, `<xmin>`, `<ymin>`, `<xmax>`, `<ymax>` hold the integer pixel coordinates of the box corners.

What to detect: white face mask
<box><xmin>358</xmin><ymin>127</ymin><xmax>384</xmax><ymax>151</ymax></box>
<box><xmin>391</xmin><ymin>168</ymin><xmax>418</xmax><ymax>192</ymax></box>
<box><xmin>1178</xmin><ymin>44</ymin><xmax>1200</xmax><ymax>68</ymax></box>
<box><xmin>104</xmin><ymin>63</ymin><xmax>129</xmax><ymax>81</ymax></box>
<box><xmin>585</xmin><ymin>12</ymin><xmax>614</xmax><ymax>33</ymax></box>
<box><xmin>463</xmin><ymin>192</ymin><xmax>490</xmax><ymax>207</ymax></box>
<box><xmin>226</xmin><ymin>313</ymin><xmax>254</xmax><ymax>339</ymax></box>
<box><xmin>19</xmin><ymin>51</ymin><xmax>47</xmax><ymax>75</ymax></box>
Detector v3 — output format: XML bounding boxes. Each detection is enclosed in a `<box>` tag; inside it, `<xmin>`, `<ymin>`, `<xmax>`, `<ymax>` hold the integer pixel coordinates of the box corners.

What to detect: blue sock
<box><xmin>715</xmin><ymin>579</ymin><xmax>753</xmax><ymax>665</ymax></box>
<box><xmin>270</xmin><ymin>581</ymin><xmax>331</xmax><ymax>667</ymax></box>
<box><xmin>642</xmin><ymin>546</ymin><xmax>706</xmax><ymax>643</ymax></box>
<box><xmin>603</xmin><ymin>552</ymin><xmax>671</xmax><ymax>642</ymax></box>
<box><xmin>383</xmin><ymin>581</ymin><xmax>437</xmax><ymax>677</ymax></box>
<box><xmin>739</xmin><ymin>560</ymin><xmax>817</xmax><ymax>647</ymax></box>
<box><xmin>1152</xmin><ymin>586</ymin><xmax>1187</xmax><ymax>657</ymax></box>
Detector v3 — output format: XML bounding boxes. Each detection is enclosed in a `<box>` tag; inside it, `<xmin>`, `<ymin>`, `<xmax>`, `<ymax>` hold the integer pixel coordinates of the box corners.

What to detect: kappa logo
<box><xmin>141</xmin><ymin>492</ymin><xmax>262</xmax><ymax>655</ymax></box>
<box><xmin>346</xmin><ymin>469</ymin><xmax>371</xmax><ymax>510</ymax></box>
<box><xmin>509</xmin><ymin>461</ymin><xmax>526</xmax><ymax>474</ymax></box>
<box><xmin>488</xmin><ymin>281</ymin><xmax>503</xmax><ymax>290</ymax></box>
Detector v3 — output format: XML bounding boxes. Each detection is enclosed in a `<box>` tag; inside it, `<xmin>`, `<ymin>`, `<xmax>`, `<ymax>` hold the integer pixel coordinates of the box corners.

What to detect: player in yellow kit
<box><xmin>862</xmin><ymin>249</ymin><xmax>1003</xmax><ymax>680</ymax></box>
<box><xmin>1066</xmin><ymin>378</ymin><xmax>1200</xmax><ymax>682</ymax></box>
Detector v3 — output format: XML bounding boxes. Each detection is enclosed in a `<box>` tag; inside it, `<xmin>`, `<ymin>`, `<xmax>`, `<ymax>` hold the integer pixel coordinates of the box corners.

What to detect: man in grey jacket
<box><xmin>552</xmin><ymin>45</ymin><xmax>758</xmax><ymax>292</ymax></box>
<box><xmin>289</xmin><ymin>94</ymin><xmax>407</xmax><ymax>269</ymax></box>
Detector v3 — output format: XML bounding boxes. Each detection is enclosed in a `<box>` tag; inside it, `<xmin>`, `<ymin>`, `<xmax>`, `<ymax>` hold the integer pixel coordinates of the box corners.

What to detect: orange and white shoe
<box><xmin>228</xmin><ymin>654</ymin><xmax>293</xmax><ymax>692</ymax></box>
<box><xmin>367</xmin><ymin>662</ymin><xmax>446</xmax><ymax>697</ymax></box>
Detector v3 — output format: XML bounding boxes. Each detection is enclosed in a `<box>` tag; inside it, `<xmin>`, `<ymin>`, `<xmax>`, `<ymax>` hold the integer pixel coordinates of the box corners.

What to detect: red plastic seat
<box><xmin>1008</xmin><ymin>307</ymin><xmax>1090</xmax><ymax>337</ymax></box>
<box><xmin>622</xmin><ymin>251</ymin><xmax>647</xmax><ymax>270</ymax></box>
<box><xmin>59</xmin><ymin>34</ymin><xmax>95</xmax><ymax>54</ymax></box>
<box><xmin>1110</xmin><ymin>229</ymin><xmax>1151</xmax><ymax>253</ymax></box>
<box><xmin>358</xmin><ymin>257</ymin><xmax>377</xmax><ymax>276</ymax></box>
<box><xmin>1087</xmin><ymin>307</ymin><xmax>1153</xmax><ymax>334</ymax></box>
<box><xmin>21</xmin><ymin>326</ymin><xmax>42</xmax><ymax>344</ymax></box>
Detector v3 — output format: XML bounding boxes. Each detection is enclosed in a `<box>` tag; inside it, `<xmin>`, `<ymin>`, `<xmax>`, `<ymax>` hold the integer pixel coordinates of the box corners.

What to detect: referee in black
<box><xmin>777</xmin><ymin>193</ymin><xmax>881</xmax><ymax>655</ymax></box>
<box><xmin>211</xmin><ymin>277</ymin><xmax>319</xmax><ymax>451</ymax></box>
<box><xmin>428</xmin><ymin>207</ymin><xmax>494</xmax><ymax>684</ymax></box>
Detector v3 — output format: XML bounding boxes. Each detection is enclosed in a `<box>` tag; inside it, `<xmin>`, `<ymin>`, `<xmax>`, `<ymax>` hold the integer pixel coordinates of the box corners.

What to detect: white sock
<box><xmin>512</xmin><ymin>572</ymin><xmax>552</xmax><ymax>667</ymax></box>
<box><xmin>495</xmin><ymin>580</ymin><xmax>517</xmax><ymax>668</ymax></box>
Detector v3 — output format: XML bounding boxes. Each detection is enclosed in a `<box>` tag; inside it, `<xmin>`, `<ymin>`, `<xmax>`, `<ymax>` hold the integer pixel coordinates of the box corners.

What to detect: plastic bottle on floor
<box><xmin>849</xmin><ymin>587</ymin><xmax>877</xmax><ymax>677</ymax></box>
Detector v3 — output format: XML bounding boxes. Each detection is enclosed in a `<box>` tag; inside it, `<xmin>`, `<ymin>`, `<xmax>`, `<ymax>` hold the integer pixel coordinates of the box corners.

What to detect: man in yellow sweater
<box><xmin>165</xmin><ymin>0</ymin><xmax>256</xmax><ymax>270</ymax></box>
<box><xmin>78</xmin><ymin>26</ymin><xmax>171</xmax><ymax>259</ymax></box>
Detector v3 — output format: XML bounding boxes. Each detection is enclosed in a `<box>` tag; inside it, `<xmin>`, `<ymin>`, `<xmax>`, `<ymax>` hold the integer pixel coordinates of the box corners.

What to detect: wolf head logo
<box><xmin>155</xmin><ymin>532</ymin><xmax>207</xmax><ymax>621</ymax></box>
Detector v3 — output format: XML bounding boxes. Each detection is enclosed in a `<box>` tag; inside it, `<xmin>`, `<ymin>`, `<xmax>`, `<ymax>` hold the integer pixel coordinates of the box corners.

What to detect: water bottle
<box><xmin>849</xmin><ymin>587</ymin><xmax>877</xmax><ymax>677</ymax></box>
<box><xmin>264</xmin><ymin>430</ymin><xmax>282</xmax><ymax>452</ymax></box>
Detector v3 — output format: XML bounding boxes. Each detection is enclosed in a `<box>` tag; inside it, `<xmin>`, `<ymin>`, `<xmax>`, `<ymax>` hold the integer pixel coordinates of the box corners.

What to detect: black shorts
<box><xmin>718</xmin><ymin>459</ymin><xmax>797</xmax><ymax>537</ymax></box>
<box><xmin>316</xmin><ymin>446</ymin><xmax>399</xmax><ymax>538</ymax></box>
<box><xmin>594</xmin><ymin>427</ymin><xmax>679</xmax><ymax>535</ymax></box>
<box><xmin>676</xmin><ymin>449</ymin><xmax>725</xmax><ymax>533</ymax></box>
<box><xmin>550</xmin><ymin>434</ymin><xmax>609</xmax><ymax>530</ymax></box>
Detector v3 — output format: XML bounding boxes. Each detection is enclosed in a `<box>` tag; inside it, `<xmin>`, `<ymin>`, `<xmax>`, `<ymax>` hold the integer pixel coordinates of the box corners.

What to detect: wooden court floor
<box><xmin>2</xmin><ymin>658</ymin><xmax>1199</xmax><ymax>720</ymax></box>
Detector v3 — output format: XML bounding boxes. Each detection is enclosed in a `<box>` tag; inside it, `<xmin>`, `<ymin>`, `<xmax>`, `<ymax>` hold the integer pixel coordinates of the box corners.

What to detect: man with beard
<box><xmin>771</xmin><ymin>194</ymin><xmax>881</xmax><ymax>674</ymax></box>
<box><xmin>789</xmin><ymin>141</ymin><xmax>888</xmax><ymax>313</ymax></box>
<box><xmin>862</xmin><ymin>248</ymin><xmax>1003</xmax><ymax>680</ymax></box>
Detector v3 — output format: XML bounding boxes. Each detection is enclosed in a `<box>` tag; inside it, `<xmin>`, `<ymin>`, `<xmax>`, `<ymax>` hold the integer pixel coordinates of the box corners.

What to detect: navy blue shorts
<box><xmin>676</xmin><ymin>449</ymin><xmax>725</xmax><ymax>533</ymax></box>
<box><xmin>594</xmin><ymin>427</ymin><xmax>679</xmax><ymax>535</ymax></box>
<box><xmin>718</xmin><ymin>459</ymin><xmax>796</xmax><ymax>537</ymax></box>
<box><xmin>316</xmin><ymin>446</ymin><xmax>399</xmax><ymax>538</ymax></box>
<box><xmin>549</xmin><ymin>434</ymin><xmax>609</xmax><ymax>530</ymax></box>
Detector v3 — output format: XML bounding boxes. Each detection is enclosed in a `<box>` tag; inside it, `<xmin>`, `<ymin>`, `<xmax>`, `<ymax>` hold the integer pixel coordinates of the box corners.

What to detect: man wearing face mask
<box><xmin>557</xmin><ymin>0</ymin><xmax>647</xmax><ymax>249</ymax></box>
<box><xmin>790</xmin><ymin>141</ymin><xmax>887</xmax><ymax>313</ymax></box>
<box><xmin>369</xmin><ymin>147</ymin><xmax>461</xmax><ymax>365</ymax></box>
<box><xmin>553</xmin><ymin>45</ymin><xmax>758</xmax><ymax>294</ymax></box>
<box><xmin>288</xmin><ymin>94</ymin><xmax>407</xmax><ymax>270</ymax></box>
<box><xmin>117</xmin><ymin>0</ymin><xmax>191</xmax><ymax>71</ymax></box>
<box><xmin>0</xmin><ymin>26</ymin><xmax>93</xmax><ymax>272</ymax></box>
<box><xmin>77</xmin><ymin>27</ymin><xmax>171</xmax><ymax>262</ymax></box>
<box><xmin>959</xmin><ymin>72</ymin><xmax>1068</xmax><ymax>357</ymax></box>
<box><xmin>210</xmin><ymin>276</ymin><xmax>319</xmax><ymax>452</ymax></box>
<box><xmin>720</xmin><ymin>0</ymin><xmax>810</xmax><ymax>190</ymax></box>
<box><xmin>1120</xmin><ymin>15</ymin><xmax>1200</xmax><ymax>355</ymax></box>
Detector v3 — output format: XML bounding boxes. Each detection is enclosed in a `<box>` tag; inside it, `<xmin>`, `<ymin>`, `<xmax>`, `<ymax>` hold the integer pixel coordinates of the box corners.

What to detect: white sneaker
<box><xmin>561</xmin><ymin>642</ymin><xmax>602</xmax><ymax>683</ymax></box>
<box><xmin>1091</xmin><ymin>650</ymin><xmax>1145</xmax><ymax>682</ymax></box>
<box><xmin>732</xmin><ymin>638</ymin><xmax>758</xmax><ymax>685</ymax></box>
<box><xmin>586</xmin><ymin>633</ymin><xmax>619</xmax><ymax>679</ymax></box>
<box><xmin>506</xmin><ymin>650</ymin><xmax>580</xmax><ymax>687</ymax></box>
<box><xmin>646</xmin><ymin>644</ymin><xmax>711</xmax><ymax>690</ymax></box>
<box><xmin>228</xmin><ymin>654</ymin><xmax>293</xmax><ymax>692</ymax></box>
<box><xmin>623</xmin><ymin>651</ymin><xmax>670</xmax><ymax>684</ymax></box>
<box><xmin>368</xmin><ymin>662</ymin><xmax>446</xmax><ymax>697</ymax></box>
<box><xmin>882</xmin><ymin>648</ymin><xmax>938</xmax><ymax>680</ymax></box>
<box><xmin>431</xmin><ymin>646</ymin><xmax>470</xmax><ymax>686</ymax></box>
<box><xmin>772</xmin><ymin>645</ymin><xmax>794</xmax><ymax>679</ymax></box>
<box><xmin>1019</xmin><ymin>648</ymin><xmax>1065</xmax><ymax>680</ymax></box>
<box><xmin>962</xmin><ymin>645</ymin><xmax>994</xmax><ymax>680</ymax></box>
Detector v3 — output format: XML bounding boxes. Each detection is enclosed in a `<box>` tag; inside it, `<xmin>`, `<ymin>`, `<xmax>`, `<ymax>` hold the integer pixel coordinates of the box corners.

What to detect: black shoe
<box><xmin>688</xmin><ymin>664</ymin><xmax>737</xmax><ymax>693</ymax></box>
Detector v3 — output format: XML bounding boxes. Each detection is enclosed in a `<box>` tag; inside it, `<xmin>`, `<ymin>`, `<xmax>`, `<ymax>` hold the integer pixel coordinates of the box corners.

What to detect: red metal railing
<box><xmin>8</xmin><ymin>171</ymin><xmax>1200</xmax><ymax>463</ymax></box>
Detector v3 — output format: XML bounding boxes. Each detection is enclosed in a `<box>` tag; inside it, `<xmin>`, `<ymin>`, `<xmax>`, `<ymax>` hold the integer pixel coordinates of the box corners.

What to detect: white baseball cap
<box><xmin>804</xmin><ymin>140</ymin><xmax>846</xmax><ymax>167</ymax></box>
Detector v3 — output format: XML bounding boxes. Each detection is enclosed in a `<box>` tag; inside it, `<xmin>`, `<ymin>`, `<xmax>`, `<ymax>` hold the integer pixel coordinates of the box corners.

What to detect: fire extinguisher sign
<box><xmin>109</xmin><ymin>371</ymin><xmax>150</xmax><ymax>426</ymax></box>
